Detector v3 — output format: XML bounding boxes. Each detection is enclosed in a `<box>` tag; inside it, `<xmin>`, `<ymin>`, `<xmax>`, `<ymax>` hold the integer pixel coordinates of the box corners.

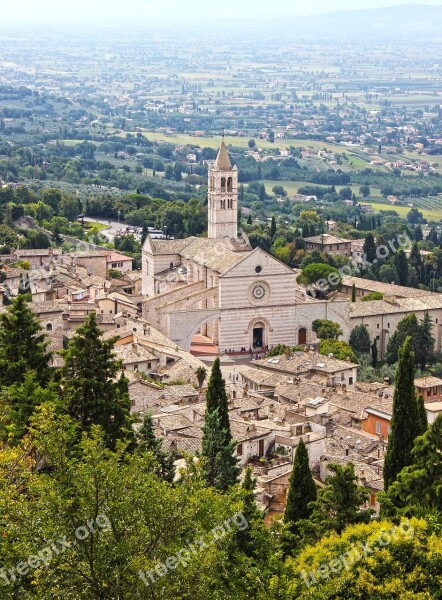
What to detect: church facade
<box><xmin>141</xmin><ymin>141</ymin><xmax>347</xmax><ymax>352</ymax></box>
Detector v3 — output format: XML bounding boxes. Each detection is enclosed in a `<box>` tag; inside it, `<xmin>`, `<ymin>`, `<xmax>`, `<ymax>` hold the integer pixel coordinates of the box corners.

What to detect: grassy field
<box><xmin>134</xmin><ymin>131</ymin><xmax>350</xmax><ymax>155</ymax></box>
<box><xmin>264</xmin><ymin>180</ymin><xmax>381</xmax><ymax>197</ymax></box>
<box><xmin>370</xmin><ymin>202</ymin><xmax>442</xmax><ymax>221</ymax></box>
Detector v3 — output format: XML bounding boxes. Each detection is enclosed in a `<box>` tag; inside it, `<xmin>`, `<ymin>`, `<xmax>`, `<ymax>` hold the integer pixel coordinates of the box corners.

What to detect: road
<box><xmin>83</xmin><ymin>217</ymin><xmax>139</xmax><ymax>241</ymax></box>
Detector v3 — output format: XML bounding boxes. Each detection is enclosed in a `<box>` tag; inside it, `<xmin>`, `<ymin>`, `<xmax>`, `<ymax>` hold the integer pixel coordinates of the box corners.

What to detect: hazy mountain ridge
<box><xmin>283</xmin><ymin>4</ymin><xmax>442</xmax><ymax>37</ymax></box>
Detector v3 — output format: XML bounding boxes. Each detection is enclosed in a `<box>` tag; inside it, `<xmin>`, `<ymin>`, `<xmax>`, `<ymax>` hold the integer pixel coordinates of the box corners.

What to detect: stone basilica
<box><xmin>141</xmin><ymin>140</ymin><xmax>345</xmax><ymax>352</ymax></box>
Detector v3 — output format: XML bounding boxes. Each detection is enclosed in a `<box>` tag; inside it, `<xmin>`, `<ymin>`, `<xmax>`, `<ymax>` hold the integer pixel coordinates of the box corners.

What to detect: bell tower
<box><xmin>208</xmin><ymin>138</ymin><xmax>238</xmax><ymax>239</ymax></box>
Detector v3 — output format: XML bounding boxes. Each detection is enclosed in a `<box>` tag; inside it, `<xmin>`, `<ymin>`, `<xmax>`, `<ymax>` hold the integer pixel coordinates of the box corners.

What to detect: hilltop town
<box><xmin>0</xmin><ymin>6</ymin><xmax>442</xmax><ymax>598</ymax></box>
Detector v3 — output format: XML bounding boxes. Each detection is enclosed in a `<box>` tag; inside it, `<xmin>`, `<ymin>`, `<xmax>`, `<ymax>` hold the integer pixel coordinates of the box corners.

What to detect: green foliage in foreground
<box><xmin>0</xmin><ymin>406</ymin><xmax>276</xmax><ymax>599</ymax></box>
<box><xmin>273</xmin><ymin>518</ymin><xmax>442</xmax><ymax>599</ymax></box>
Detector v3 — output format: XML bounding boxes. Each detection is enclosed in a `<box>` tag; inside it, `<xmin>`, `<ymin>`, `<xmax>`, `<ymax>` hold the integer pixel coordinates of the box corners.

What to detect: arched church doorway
<box><xmin>298</xmin><ymin>327</ymin><xmax>307</xmax><ymax>345</ymax></box>
<box><xmin>252</xmin><ymin>322</ymin><xmax>266</xmax><ymax>350</ymax></box>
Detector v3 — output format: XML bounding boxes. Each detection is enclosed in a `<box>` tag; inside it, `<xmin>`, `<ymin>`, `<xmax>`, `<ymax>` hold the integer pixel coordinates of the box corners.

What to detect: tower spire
<box><xmin>214</xmin><ymin>137</ymin><xmax>231</xmax><ymax>171</ymax></box>
<box><xmin>208</xmin><ymin>137</ymin><xmax>238</xmax><ymax>239</ymax></box>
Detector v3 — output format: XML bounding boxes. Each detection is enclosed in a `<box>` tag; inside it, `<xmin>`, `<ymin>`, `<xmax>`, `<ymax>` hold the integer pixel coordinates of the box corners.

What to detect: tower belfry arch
<box><xmin>208</xmin><ymin>138</ymin><xmax>238</xmax><ymax>239</ymax></box>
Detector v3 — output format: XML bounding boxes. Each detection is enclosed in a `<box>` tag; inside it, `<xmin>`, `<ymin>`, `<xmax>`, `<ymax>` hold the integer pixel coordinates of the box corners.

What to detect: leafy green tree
<box><xmin>60</xmin><ymin>313</ymin><xmax>134</xmax><ymax>450</ymax></box>
<box><xmin>280</xmin><ymin>518</ymin><xmax>439</xmax><ymax>598</ymax></box>
<box><xmin>137</xmin><ymin>413</ymin><xmax>175</xmax><ymax>483</ymax></box>
<box><xmin>297</xmin><ymin>263</ymin><xmax>342</xmax><ymax>293</ymax></box>
<box><xmin>107</xmin><ymin>268</ymin><xmax>123</xmax><ymax>279</ymax></box>
<box><xmin>312</xmin><ymin>319</ymin><xmax>342</xmax><ymax>340</ymax></box>
<box><xmin>383</xmin><ymin>337</ymin><xmax>420</xmax><ymax>491</ymax></box>
<box><xmin>349</xmin><ymin>325</ymin><xmax>371</xmax><ymax>354</ymax></box>
<box><xmin>284</xmin><ymin>439</ymin><xmax>317</xmax><ymax>532</ymax></box>
<box><xmin>0</xmin><ymin>374</ymin><xmax>58</xmax><ymax>440</ymax></box>
<box><xmin>318</xmin><ymin>339</ymin><xmax>357</xmax><ymax>363</ymax></box>
<box><xmin>360</xmin><ymin>291</ymin><xmax>383</xmax><ymax>301</ymax></box>
<box><xmin>386</xmin><ymin>313</ymin><xmax>419</xmax><ymax>365</ymax></box>
<box><xmin>381</xmin><ymin>414</ymin><xmax>442</xmax><ymax>518</ymax></box>
<box><xmin>359</xmin><ymin>185</ymin><xmax>370</xmax><ymax>197</ymax></box>
<box><xmin>308</xmin><ymin>463</ymin><xmax>372</xmax><ymax>537</ymax></box>
<box><xmin>0</xmin><ymin>295</ymin><xmax>51</xmax><ymax>387</ymax></box>
<box><xmin>196</xmin><ymin>366</ymin><xmax>208</xmax><ymax>388</ymax></box>
<box><xmin>272</xmin><ymin>185</ymin><xmax>286</xmax><ymax>197</ymax></box>
<box><xmin>0</xmin><ymin>406</ymin><xmax>254</xmax><ymax>599</ymax></box>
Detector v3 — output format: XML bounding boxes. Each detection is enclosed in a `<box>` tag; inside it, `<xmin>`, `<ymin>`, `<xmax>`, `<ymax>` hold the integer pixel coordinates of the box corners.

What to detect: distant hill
<box><xmin>280</xmin><ymin>4</ymin><xmax>442</xmax><ymax>38</ymax></box>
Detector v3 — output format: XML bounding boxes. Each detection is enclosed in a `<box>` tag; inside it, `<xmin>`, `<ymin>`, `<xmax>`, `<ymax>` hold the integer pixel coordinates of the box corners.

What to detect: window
<box><xmin>349</xmin><ymin>377</ymin><xmax>353</xmax><ymax>385</ymax></box>
<box><xmin>255</xmin><ymin>265</ymin><xmax>262</xmax><ymax>274</ymax></box>
<box><xmin>375</xmin><ymin>422</ymin><xmax>381</xmax><ymax>434</ymax></box>
<box><xmin>148</xmin><ymin>362</ymin><xmax>151</xmax><ymax>369</ymax></box>
<box><xmin>46</xmin><ymin>323</ymin><xmax>53</xmax><ymax>331</ymax></box>
<box><xmin>387</xmin><ymin>323</ymin><xmax>390</xmax><ymax>328</ymax></box>
<box><xmin>377</xmin><ymin>323</ymin><xmax>380</xmax><ymax>329</ymax></box>
<box><xmin>237</xmin><ymin>444</ymin><xmax>243</xmax><ymax>456</ymax></box>
<box><xmin>436</xmin><ymin>319</ymin><xmax>438</xmax><ymax>324</ymax></box>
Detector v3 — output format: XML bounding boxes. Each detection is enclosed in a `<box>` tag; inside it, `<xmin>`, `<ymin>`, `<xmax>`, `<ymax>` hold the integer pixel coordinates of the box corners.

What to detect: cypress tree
<box><xmin>409</xmin><ymin>243</ymin><xmax>421</xmax><ymax>270</ymax></box>
<box><xmin>141</xmin><ymin>222</ymin><xmax>148</xmax><ymax>245</ymax></box>
<box><xmin>61</xmin><ymin>313</ymin><xmax>134</xmax><ymax>450</ymax></box>
<box><xmin>351</xmin><ymin>283</ymin><xmax>356</xmax><ymax>303</ymax></box>
<box><xmin>247</xmin><ymin>214</ymin><xmax>252</xmax><ymax>225</ymax></box>
<box><xmin>237</xmin><ymin>467</ymin><xmax>262</xmax><ymax>555</ymax></box>
<box><xmin>201</xmin><ymin>358</ymin><xmax>239</xmax><ymax>490</ymax></box>
<box><xmin>201</xmin><ymin>409</ymin><xmax>239</xmax><ymax>491</ymax></box>
<box><xmin>363</xmin><ymin>233</ymin><xmax>377</xmax><ymax>265</ymax></box>
<box><xmin>270</xmin><ymin>216</ymin><xmax>277</xmax><ymax>239</ymax></box>
<box><xmin>417</xmin><ymin>311</ymin><xmax>434</xmax><ymax>370</ymax></box>
<box><xmin>0</xmin><ymin>295</ymin><xmax>51</xmax><ymax>387</ymax></box>
<box><xmin>137</xmin><ymin>413</ymin><xmax>175</xmax><ymax>483</ymax></box>
<box><xmin>416</xmin><ymin>393</ymin><xmax>428</xmax><ymax>437</ymax></box>
<box><xmin>206</xmin><ymin>358</ymin><xmax>229</xmax><ymax>432</ymax></box>
<box><xmin>395</xmin><ymin>249</ymin><xmax>408</xmax><ymax>286</ymax></box>
<box><xmin>371</xmin><ymin>339</ymin><xmax>378</xmax><ymax>368</ymax></box>
<box><xmin>383</xmin><ymin>337</ymin><xmax>420</xmax><ymax>490</ymax></box>
<box><xmin>284</xmin><ymin>438</ymin><xmax>317</xmax><ymax>531</ymax></box>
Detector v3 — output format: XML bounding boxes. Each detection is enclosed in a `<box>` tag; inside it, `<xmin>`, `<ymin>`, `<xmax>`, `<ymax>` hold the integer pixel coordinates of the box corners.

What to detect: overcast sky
<box><xmin>1</xmin><ymin>0</ymin><xmax>442</xmax><ymax>24</ymax></box>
